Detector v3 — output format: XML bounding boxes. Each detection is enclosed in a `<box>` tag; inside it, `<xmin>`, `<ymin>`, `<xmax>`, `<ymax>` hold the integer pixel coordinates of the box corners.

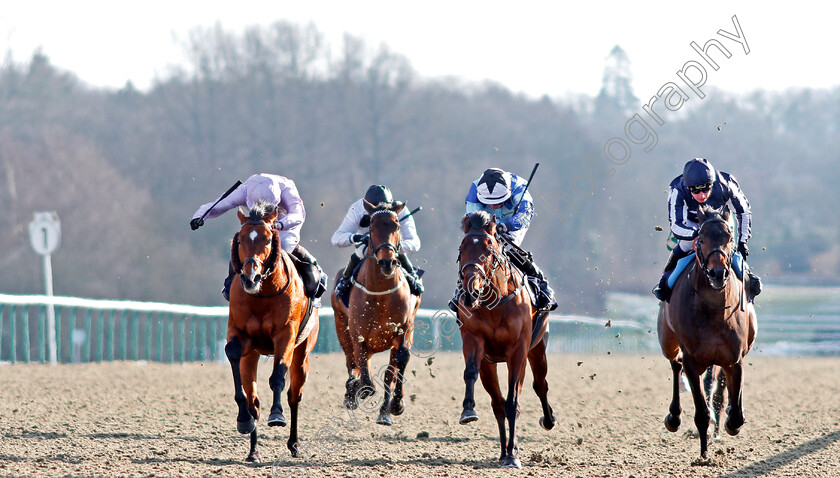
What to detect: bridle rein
<box><xmin>458</xmin><ymin>231</ymin><xmax>524</xmax><ymax>307</ymax></box>
<box><xmin>237</xmin><ymin>219</ymin><xmax>291</xmax><ymax>298</ymax></box>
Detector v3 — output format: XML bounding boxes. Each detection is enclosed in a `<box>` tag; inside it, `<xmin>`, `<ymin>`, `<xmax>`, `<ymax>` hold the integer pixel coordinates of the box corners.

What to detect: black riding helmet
<box><xmin>682</xmin><ymin>158</ymin><xmax>717</xmax><ymax>188</ymax></box>
<box><xmin>364</xmin><ymin>185</ymin><xmax>394</xmax><ymax>206</ymax></box>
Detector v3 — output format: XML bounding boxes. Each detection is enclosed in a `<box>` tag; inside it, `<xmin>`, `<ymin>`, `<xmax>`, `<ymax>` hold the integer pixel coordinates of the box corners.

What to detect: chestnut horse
<box><xmin>331</xmin><ymin>199</ymin><xmax>420</xmax><ymax>425</ymax></box>
<box><xmin>224</xmin><ymin>201</ymin><xmax>319</xmax><ymax>462</ymax></box>
<box><xmin>658</xmin><ymin>205</ymin><xmax>757</xmax><ymax>459</ymax></box>
<box><xmin>455</xmin><ymin>211</ymin><xmax>556</xmax><ymax>468</ymax></box>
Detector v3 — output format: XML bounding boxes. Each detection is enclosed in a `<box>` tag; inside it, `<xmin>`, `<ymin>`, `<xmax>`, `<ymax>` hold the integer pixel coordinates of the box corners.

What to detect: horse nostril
<box><xmin>254</xmin><ymin>274</ymin><xmax>262</xmax><ymax>283</ymax></box>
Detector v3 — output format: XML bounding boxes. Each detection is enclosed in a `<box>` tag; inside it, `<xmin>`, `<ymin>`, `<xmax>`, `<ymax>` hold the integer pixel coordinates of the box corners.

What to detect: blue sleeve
<box><xmin>503</xmin><ymin>177</ymin><xmax>534</xmax><ymax>231</ymax></box>
<box><xmin>465</xmin><ymin>182</ymin><xmax>483</xmax><ymax>214</ymax></box>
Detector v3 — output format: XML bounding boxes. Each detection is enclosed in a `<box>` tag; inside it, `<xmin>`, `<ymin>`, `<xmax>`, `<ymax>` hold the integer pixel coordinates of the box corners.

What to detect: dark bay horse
<box><xmin>455</xmin><ymin>211</ymin><xmax>556</xmax><ymax>468</ymax></box>
<box><xmin>331</xmin><ymin>199</ymin><xmax>420</xmax><ymax>426</ymax></box>
<box><xmin>658</xmin><ymin>205</ymin><xmax>757</xmax><ymax>459</ymax></box>
<box><xmin>225</xmin><ymin>201</ymin><xmax>319</xmax><ymax>462</ymax></box>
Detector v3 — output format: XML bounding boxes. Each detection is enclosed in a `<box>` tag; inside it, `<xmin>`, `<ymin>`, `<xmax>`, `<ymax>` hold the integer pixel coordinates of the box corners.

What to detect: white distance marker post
<box><xmin>28</xmin><ymin>211</ymin><xmax>61</xmax><ymax>364</ymax></box>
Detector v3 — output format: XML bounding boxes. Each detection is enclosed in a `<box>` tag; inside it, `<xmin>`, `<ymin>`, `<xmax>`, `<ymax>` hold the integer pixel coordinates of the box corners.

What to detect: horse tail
<box><xmin>231</xmin><ymin>232</ymin><xmax>242</xmax><ymax>272</ymax></box>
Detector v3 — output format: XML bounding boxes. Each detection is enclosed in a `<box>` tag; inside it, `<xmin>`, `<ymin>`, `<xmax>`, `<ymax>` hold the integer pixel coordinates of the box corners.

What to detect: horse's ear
<box><xmin>487</xmin><ymin>216</ymin><xmax>497</xmax><ymax>235</ymax></box>
<box><xmin>461</xmin><ymin>214</ymin><xmax>471</xmax><ymax>234</ymax></box>
<box><xmin>237</xmin><ymin>208</ymin><xmax>248</xmax><ymax>224</ymax></box>
<box><xmin>719</xmin><ymin>206</ymin><xmax>730</xmax><ymax>221</ymax></box>
<box><xmin>363</xmin><ymin>199</ymin><xmax>376</xmax><ymax>214</ymax></box>
<box><xmin>264</xmin><ymin>209</ymin><xmax>278</xmax><ymax>226</ymax></box>
<box><xmin>490</xmin><ymin>215</ymin><xmax>497</xmax><ymax>223</ymax></box>
<box><xmin>391</xmin><ymin>201</ymin><xmax>405</xmax><ymax>215</ymax></box>
<box><xmin>696</xmin><ymin>205</ymin><xmax>708</xmax><ymax>224</ymax></box>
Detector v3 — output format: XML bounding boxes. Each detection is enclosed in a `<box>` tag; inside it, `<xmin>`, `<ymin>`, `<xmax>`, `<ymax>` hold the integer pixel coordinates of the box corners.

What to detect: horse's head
<box><xmin>458</xmin><ymin>211</ymin><xmax>504</xmax><ymax>309</ymax></box>
<box><xmin>364</xmin><ymin>199</ymin><xmax>405</xmax><ymax>276</ymax></box>
<box><xmin>232</xmin><ymin>200</ymin><xmax>281</xmax><ymax>295</ymax></box>
<box><xmin>695</xmin><ymin>205</ymin><xmax>735</xmax><ymax>290</ymax></box>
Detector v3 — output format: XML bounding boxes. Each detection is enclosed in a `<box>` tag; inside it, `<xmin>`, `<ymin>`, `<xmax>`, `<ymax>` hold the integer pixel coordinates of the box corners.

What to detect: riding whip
<box><xmin>200</xmin><ymin>180</ymin><xmax>242</xmax><ymax>221</ymax></box>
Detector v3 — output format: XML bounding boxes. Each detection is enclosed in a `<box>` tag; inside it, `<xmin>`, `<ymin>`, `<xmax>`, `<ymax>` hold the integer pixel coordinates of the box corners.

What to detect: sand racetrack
<box><xmin>1</xmin><ymin>352</ymin><xmax>839</xmax><ymax>477</ymax></box>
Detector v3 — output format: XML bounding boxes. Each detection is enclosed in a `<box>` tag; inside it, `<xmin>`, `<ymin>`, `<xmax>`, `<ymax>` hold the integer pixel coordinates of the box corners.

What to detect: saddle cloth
<box><xmin>667</xmin><ymin>252</ymin><xmax>744</xmax><ymax>289</ymax></box>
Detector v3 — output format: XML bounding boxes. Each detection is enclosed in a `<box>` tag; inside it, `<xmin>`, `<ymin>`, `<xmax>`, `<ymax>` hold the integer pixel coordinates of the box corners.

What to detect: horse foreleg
<box><xmin>240</xmin><ymin>353</ymin><xmax>261</xmax><ymax>463</ymax></box>
<box><xmin>225</xmin><ymin>337</ymin><xmax>257</xmax><ymax>436</ymax></box>
<box><xmin>501</xmin><ymin>348</ymin><xmax>528</xmax><ymax>469</ymax></box>
<box><xmin>665</xmin><ymin>359</ymin><xmax>683</xmax><ymax>432</ymax></box>
<box><xmin>723</xmin><ymin>362</ymin><xmax>745</xmax><ymax>436</ymax></box>
<box><xmin>683</xmin><ymin>357</ymin><xmax>711</xmax><ymax>459</ymax></box>
<box><xmin>353</xmin><ymin>343</ymin><xmax>375</xmax><ymax>403</ymax></box>
<box><xmin>268</xmin><ymin>356</ymin><xmax>289</xmax><ymax>428</ymax></box>
<box><xmin>390</xmin><ymin>342</ymin><xmax>410</xmax><ymax>416</ymax></box>
<box><xmin>528</xmin><ymin>335</ymin><xmax>556</xmax><ymax>431</ymax></box>
<box><xmin>478</xmin><ymin>360</ymin><xmax>505</xmax><ymax>462</ymax></box>
<box><xmin>459</xmin><ymin>337</ymin><xmax>484</xmax><ymax>424</ymax></box>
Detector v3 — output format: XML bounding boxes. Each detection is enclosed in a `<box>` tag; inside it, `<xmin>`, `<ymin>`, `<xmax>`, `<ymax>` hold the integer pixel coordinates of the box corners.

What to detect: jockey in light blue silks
<box><xmin>449</xmin><ymin>168</ymin><xmax>557</xmax><ymax>312</ymax></box>
<box><xmin>652</xmin><ymin>158</ymin><xmax>762</xmax><ymax>302</ymax></box>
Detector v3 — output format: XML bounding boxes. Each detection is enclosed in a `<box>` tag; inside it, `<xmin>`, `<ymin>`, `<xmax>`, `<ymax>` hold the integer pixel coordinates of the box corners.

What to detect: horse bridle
<box><xmin>694</xmin><ymin>217</ymin><xmax>734</xmax><ymax>291</ymax></box>
<box><xmin>236</xmin><ymin>220</ymin><xmax>292</xmax><ymax>300</ymax></box>
<box><xmin>458</xmin><ymin>232</ymin><xmax>509</xmax><ymax>303</ymax></box>
<box><xmin>367</xmin><ymin>210</ymin><xmax>402</xmax><ymax>273</ymax></box>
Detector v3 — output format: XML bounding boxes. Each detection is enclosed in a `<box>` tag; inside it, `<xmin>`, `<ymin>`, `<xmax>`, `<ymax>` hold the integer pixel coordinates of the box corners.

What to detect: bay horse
<box><xmin>455</xmin><ymin>211</ymin><xmax>556</xmax><ymax>468</ymax></box>
<box><xmin>224</xmin><ymin>201</ymin><xmax>319</xmax><ymax>462</ymax></box>
<box><xmin>657</xmin><ymin>205</ymin><xmax>757</xmax><ymax>459</ymax></box>
<box><xmin>331</xmin><ymin>199</ymin><xmax>420</xmax><ymax>425</ymax></box>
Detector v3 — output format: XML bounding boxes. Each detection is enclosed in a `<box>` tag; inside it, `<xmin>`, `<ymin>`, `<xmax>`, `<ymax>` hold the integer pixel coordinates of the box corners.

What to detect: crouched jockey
<box><xmin>190</xmin><ymin>173</ymin><xmax>327</xmax><ymax>302</ymax></box>
<box><xmin>653</xmin><ymin>158</ymin><xmax>762</xmax><ymax>303</ymax></box>
<box><xmin>332</xmin><ymin>185</ymin><xmax>424</xmax><ymax>299</ymax></box>
<box><xmin>449</xmin><ymin>168</ymin><xmax>557</xmax><ymax>312</ymax></box>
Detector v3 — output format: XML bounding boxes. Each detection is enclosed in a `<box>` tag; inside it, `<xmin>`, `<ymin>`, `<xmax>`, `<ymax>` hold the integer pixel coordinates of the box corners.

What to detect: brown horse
<box><xmin>331</xmin><ymin>199</ymin><xmax>420</xmax><ymax>425</ymax></box>
<box><xmin>224</xmin><ymin>201</ymin><xmax>319</xmax><ymax>462</ymax></box>
<box><xmin>455</xmin><ymin>211</ymin><xmax>556</xmax><ymax>468</ymax></box>
<box><xmin>658</xmin><ymin>205</ymin><xmax>757</xmax><ymax>459</ymax></box>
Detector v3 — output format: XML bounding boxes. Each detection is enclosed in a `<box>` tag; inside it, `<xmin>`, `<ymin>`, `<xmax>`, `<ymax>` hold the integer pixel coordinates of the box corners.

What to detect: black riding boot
<box><xmin>290</xmin><ymin>244</ymin><xmax>327</xmax><ymax>298</ymax></box>
<box><xmin>745</xmin><ymin>266</ymin><xmax>762</xmax><ymax>303</ymax></box>
<box><xmin>397</xmin><ymin>252</ymin><xmax>424</xmax><ymax>296</ymax></box>
<box><xmin>335</xmin><ymin>253</ymin><xmax>363</xmax><ymax>299</ymax></box>
<box><xmin>652</xmin><ymin>248</ymin><xmax>689</xmax><ymax>302</ymax></box>
<box><xmin>222</xmin><ymin>262</ymin><xmax>236</xmax><ymax>301</ymax></box>
<box><xmin>507</xmin><ymin>250</ymin><xmax>557</xmax><ymax>311</ymax></box>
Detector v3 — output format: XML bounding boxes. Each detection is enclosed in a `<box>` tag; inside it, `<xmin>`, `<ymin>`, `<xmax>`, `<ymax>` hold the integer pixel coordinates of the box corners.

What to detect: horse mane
<box><xmin>697</xmin><ymin>204</ymin><xmax>730</xmax><ymax>223</ymax></box>
<box><xmin>248</xmin><ymin>200</ymin><xmax>277</xmax><ymax>223</ymax></box>
<box><xmin>462</xmin><ymin>211</ymin><xmax>494</xmax><ymax>233</ymax></box>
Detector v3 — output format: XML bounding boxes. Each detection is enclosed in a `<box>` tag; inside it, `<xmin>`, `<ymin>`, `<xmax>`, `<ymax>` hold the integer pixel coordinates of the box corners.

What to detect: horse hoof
<box><xmin>288</xmin><ymin>441</ymin><xmax>299</xmax><ymax>457</ymax></box>
<box><xmin>502</xmin><ymin>456</ymin><xmax>522</xmax><ymax>468</ymax></box>
<box><xmin>459</xmin><ymin>409</ymin><xmax>478</xmax><ymax>425</ymax></box>
<box><xmin>268</xmin><ymin>413</ymin><xmax>287</xmax><ymax>427</ymax></box>
<box><xmin>664</xmin><ymin>414</ymin><xmax>680</xmax><ymax>432</ymax></box>
<box><xmin>376</xmin><ymin>414</ymin><xmax>393</xmax><ymax>426</ymax></box>
<box><xmin>246</xmin><ymin>451</ymin><xmax>261</xmax><ymax>463</ymax></box>
<box><xmin>725</xmin><ymin>421</ymin><xmax>742</xmax><ymax>436</ymax></box>
<box><xmin>391</xmin><ymin>399</ymin><xmax>405</xmax><ymax>416</ymax></box>
<box><xmin>237</xmin><ymin>418</ymin><xmax>256</xmax><ymax>435</ymax></box>
<box><xmin>344</xmin><ymin>396</ymin><xmax>358</xmax><ymax>410</ymax></box>
<box><xmin>539</xmin><ymin>415</ymin><xmax>557</xmax><ymax>431</ymax></box>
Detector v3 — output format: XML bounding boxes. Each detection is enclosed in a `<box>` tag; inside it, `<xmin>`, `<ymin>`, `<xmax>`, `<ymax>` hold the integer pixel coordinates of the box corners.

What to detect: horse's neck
<box><xmin>267</xmin><ymin>251</ymin><xmax>295</xmax><ymax>292</ymax></box>
<box><xmin>490</xmin><ymin>259</ymin><xmax>517</xmax><ymax>298</ymax></box>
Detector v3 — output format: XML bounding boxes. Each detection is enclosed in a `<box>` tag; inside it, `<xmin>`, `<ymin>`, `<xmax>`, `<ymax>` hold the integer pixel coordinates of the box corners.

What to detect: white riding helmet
<box><xmin>476</xmin><ymin>168</ymin><xmax>512</xmax><ymax>205</ymax></box>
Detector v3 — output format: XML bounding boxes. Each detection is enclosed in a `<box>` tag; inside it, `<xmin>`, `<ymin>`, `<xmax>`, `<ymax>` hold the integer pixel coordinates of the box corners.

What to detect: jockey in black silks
<box><xmin>652</xmin><ymin>158</ymin><xmax>762</xmax><ymax>303</ymax></box>
<box><xmin>449</xmin><ymin>168</ymin><xmax>558</xmax><ymax>313</ymax></box>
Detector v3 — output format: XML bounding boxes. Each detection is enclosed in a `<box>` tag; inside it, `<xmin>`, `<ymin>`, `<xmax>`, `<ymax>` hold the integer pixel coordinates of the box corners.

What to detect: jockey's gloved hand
<box><xmin>277</xmin><ymin>220</ymin><xmax>284</xmax><ymax>231</ymax></box>
<box><xmin>738</xmin><ymin>242</ymin><xmax>749</xmax><ymax>259</ymax></box>
<box><xmin>497</xmin><ymin>222</ymin><xmax>508</xmax><ymax>233</ymax></box>
<box><xmin>190</xmin><ymin>218</ymin><xmax>204</xmax><ymax>230</ymax></box>
<box><xmin>351</xmin><ymin>234</ymin><xmax>368</xmax><ymax>245</ymax></box>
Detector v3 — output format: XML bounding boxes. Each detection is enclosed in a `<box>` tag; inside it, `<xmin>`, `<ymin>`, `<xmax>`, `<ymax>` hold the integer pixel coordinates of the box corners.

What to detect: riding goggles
<box><xmin>688</xmin><ymin>183</ymin><xmax>712</xmax><ymax>194</ymax></box>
